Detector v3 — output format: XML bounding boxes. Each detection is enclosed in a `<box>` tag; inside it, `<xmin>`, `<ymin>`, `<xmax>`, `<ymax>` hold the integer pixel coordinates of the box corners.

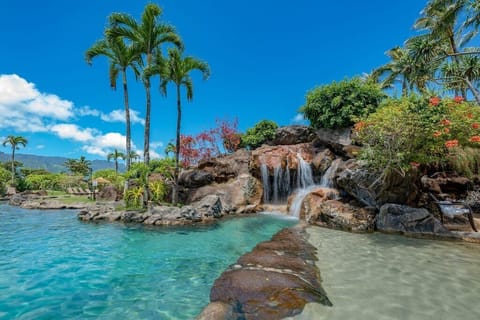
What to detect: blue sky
<box><xmin>0</xmin><ymin>0</ymin><xmax>426</xmax><ymax>160</ymax></box>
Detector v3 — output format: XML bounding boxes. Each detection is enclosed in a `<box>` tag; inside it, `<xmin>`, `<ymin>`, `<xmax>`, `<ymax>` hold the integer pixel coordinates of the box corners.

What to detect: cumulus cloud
<box><xmin>0</xmin><ymin>74</ymin><xmax>74</xmax><ymax>125</ymax></box>
<box><xmin>50</xmin><ymin>124</ymin><xmax>96</xmax><ymax>142</ymax></box>
<box><xmin>77</xmin><ymin>105</ymin><xmax>100</xmax><ymax>117</ymax></box>
<box><xmin>150</xmin><ymin>141</ymin><xmax>164</xmax><ymax>149</ymax></box>
<box><xmin>100</xmin><ymin>108</ymin><xmax>145</xmax><ymax>125</ymax></box>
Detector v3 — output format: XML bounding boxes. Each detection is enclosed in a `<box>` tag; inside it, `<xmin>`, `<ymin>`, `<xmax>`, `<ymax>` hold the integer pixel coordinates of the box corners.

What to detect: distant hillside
<box><xmin>0</xmin><ymin>152</ymin><xmax>124</xmax><ymax>173</ymax></box>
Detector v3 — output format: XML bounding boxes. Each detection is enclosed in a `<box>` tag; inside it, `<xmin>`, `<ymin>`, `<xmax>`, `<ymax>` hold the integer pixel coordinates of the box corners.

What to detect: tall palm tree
<box><xmin>371</xmin><ymin>47</ymin><xmax>415</xmax><ymax>96</ymax></box>
<box><xmin>107</xmin><ymin>149</ymin><xmax>126</xmax><ymax>175</ymax></box>
<box><xmin>2</xmin><ymin>135</ymin><xmax>27</xmax><ymax>184</ymax></box>
<box><xmin>108</xmin><ymin>3</ymin><xmax>183</xmax><ymax>166</ymax></box>
<box><xmin>413</xmin><ymin>0</ymin><xmax>480</xmax><ymax>102</ymax></box>
<box><xmin>129</xmin><ymin>151</ymin><xmax>140</xmax><ymax>164</ymax></box>
<box><xmin>159</xmin><ymin>47</ymin><xmax>210</xmax><ymax>203</ymax></box>
<box><xmin>85</xmin><ymin>30</ymin><xmax>140</xmax><ymax>171</ymax></box>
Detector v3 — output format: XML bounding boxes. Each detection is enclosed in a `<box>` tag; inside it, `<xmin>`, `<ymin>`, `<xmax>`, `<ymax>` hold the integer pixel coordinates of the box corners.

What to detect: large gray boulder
<box><xmin>377</xmin><ymin>203</ymin><xmax>449</xmax><ymax>234</ymax></box>
<box><xmin>314</xmin><ymin>127</ymin><xmax>355</xmax><ymax>157</ymax></box>
<box><xmin>178</xmin><ymin>170</ymin><xmax>214</xmax><ymax>188</ymax></box>
<box><xmin>336</xmin><ymin>160</ymin><xmax>419</xmax><ymax>208</ymax></box>
<box><xmin>272</xmin><ymin>125</ymin><xmax>316</xmax><ymax>145</ymax></box>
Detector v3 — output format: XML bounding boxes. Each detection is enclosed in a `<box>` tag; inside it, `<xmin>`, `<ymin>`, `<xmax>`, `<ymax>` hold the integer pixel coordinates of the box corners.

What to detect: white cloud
<box><xmin>291</xmin><ymin>113</ymin><xmax>307</xmax><ymax>124</ymax></box>
<box><xmin>36</xmin><ymin>145</ymin><xmax>45</xmax><ymax>149</ymax></box>
<box><xmin>0</xmin><ymin>74</ymin><xmax>74</xmax><ymax>122</ymax></box>
<box><xmin>150</xmin><ymin>141</ymin><xmax>164</xmax><ymax>149</ymax></box>
<box><xmin>100</xmin><ymin>108</ymin><xmax>145</xmax><ymax>125</ymax></box>
<box><xmin>77</xmin><ymin>105</ymin><xmax>100</xmax><ymax>117</ymax></box>
<box><xmin>50</xmin><ymin>124</ymin><xmax>96</xmax><ymax>142</ymax></box>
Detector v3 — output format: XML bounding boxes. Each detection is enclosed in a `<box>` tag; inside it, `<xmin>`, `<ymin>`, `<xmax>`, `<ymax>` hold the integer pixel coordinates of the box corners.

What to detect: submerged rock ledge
<box><xmin>197</xmin><ymin>225</ymin><xmax>332</xmax><ymax>320</ymax></box>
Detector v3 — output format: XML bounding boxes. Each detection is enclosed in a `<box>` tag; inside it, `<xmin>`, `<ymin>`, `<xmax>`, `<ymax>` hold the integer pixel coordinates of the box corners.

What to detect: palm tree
<box><xmin>107</xmin><ymin>149</ymin><xmax>126</xmax><ymax>175</ymax></box>
<box><xmin>159</xmin><ymin>47</ymin><xmax>210</xmax><ymax>203</ymax></box>
<box><xmin>65</xmin><ymin>156</ymin><xmax>92</xmax><ymax>176</ymax></box>
<box><xmin>2</xmin><ymin>135</ymin><xmax>27</xmax><ymax>184</ymax></box>
<box><xmin>371</xmin><ymin>47</ymin><xmax>415</xmax><ymax>96</ymax></box>
<box><xmin>129</xmin><ymin>151</ymin><xmax>140</xmax><ymax>163</ymax></box>
<box><xmin>164</xmin><ymin>142</ymin><xmax>176</xmax><ymax>157</ymax></box>
<box><xmin>413</xmin><ymin>0</ymin><xmax>480</xmax><ymax>102</ymax></box>
<box><xmin>108</xmin><ymin>3</ymin><xmax>183</xmax><ymax>166</ymax></box>
<box><xmin>85</xmin><ymin>30</ymin><xmax>141</xmax><ymax>171</ymax></box>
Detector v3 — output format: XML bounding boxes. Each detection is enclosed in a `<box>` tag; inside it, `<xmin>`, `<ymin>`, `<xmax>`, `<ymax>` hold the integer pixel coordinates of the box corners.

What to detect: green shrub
<box><xmin>355</xmin><ymin>96</ymin><xmax>480</xmax><ymax>175</ymax></box>
<box><xmin>241</xmin><ymin>120</ymin><xmax>278</xmax><ymax>149</ymax></box>
<box><xmin>125</xmin><ymin>186</ymin><xmax>144</xmax><ymax>209</ymax></box>
<box><xmin>0</xmin><ymin>166</ymin><xmax>10</xmax><ymax>195</ymax></box>
<box><xmin>149</xmin><ymin>158</ymin><xmax>176</xmax><ymax>180</ymax></box>
<box><xmin>24</xmin><ymin>173</ymin><xmax>60</xmax><ymax>190</ymax></box>
<box><xmin>301</xmin><ymin>77</ymin><xmax>386</xmax><ymax>129</ymax></box>
<box><xmin>149</xmin><ymin>181</ymin><xmax>167</xmax><ymax>202</ymax></box>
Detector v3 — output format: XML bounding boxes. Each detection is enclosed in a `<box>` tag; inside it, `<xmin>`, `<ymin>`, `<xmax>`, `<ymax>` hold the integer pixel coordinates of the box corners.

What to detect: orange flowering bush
<box><xmin>354</xmin><ymin>95</ymin><xmax>480</xmax><ymax>174</ymax></box>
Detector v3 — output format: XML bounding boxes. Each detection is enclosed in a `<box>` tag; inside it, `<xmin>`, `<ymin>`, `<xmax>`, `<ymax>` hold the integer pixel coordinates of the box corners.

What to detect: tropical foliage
<box><xmin>300</xmin><ymin>78</ymin><xmax>386</xmax><ymax>129</ymax></box>
<box><xmin>241</xmin><ymin>120</ymin><xmax>279</xmax><ymax>149</ymax></box>
<box><xmin>372</xmin><ymin>0</ymin><xmax>480</xmax><ymax>103</ymax></box>
<box><xmin>354</xmin><ymin>96</ymin><xmax>480</xmax><ymax>176</ymax></box>
<box><xmin>64</xmin><ymin>156</ymin><xmax>91</xmax><ymax>176</ymax></box>
<box><xmin>157</xmin><ymin>47</ymin><xmax>210</xmax><ymax>203</ymax></box>
<box><xmin>2</xmin><ymin>135</ymin><xmax>28</xmax><ymax>184</ymax></box>
<box><xmin>107</xmin><ymin>149</ymin><xmax>126</xmax><ymax>175</ymax></box>
<box><xmin>85</xmin><ymin>31</ymin><xmax>140</xmax><ymax>171</ymax></box>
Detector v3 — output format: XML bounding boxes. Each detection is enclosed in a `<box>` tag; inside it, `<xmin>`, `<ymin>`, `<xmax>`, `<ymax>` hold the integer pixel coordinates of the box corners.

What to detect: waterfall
<box><xmin>319</xmin><ymin>158</ymin><xmax>341</xmax><ymax>188</ymax></box>
<box><xmin>273</xmin><ymin>166</ymin><xmax>282</xmax><ymax>203</ymax></box>
<box><xmin>289</xmin><ymin>185</ymin><xmax>318</xmax><ymax>218</ymax></box>
<box><xmin>260</xmin><ymin>163</ymin><xmax>270</xmax><ymax>203</ymax></box>
<box><xmin>296</xmin><ymin>153</ymin><xmax>314</xmax><ymax>189</ymax></box>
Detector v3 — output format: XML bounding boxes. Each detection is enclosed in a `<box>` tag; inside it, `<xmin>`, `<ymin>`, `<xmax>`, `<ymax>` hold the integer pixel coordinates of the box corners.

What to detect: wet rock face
<box><xmin>203</xmin><ymin>228</ymin><xmax>332</xmax><ymax>320</ymax></box>
<box><xmin>197</xmin><ymin>149</ymin><xmax>251</xmax><ymax>183</ymax></box>
<box><xmin>314</xmin><ymin>127</ymin><xmax>353</xmax><ymax>157</ymax></box>
<box><xmin>272</xmin><ymin>125</ymin><xmax>316</xmax><ymax>146</ymax></box>
<box><xmin>336</xmin><ymin>160</ymin><xmax>420</xmax><ymax>208</ymax></box>
<box><xmin>377</xmin><ymin>203</ymin><xmax>449</xmax><ymax>234</ymax></box>
<box><xmin>250</xmin><ymin>143</ymin><xmax>314</xmax><ymax>173</ymax></box>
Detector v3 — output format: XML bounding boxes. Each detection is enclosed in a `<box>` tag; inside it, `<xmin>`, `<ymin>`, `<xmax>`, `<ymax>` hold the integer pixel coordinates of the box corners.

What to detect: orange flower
<box><xmin>445</xmin><ymin>140</ymin><xmax>459</xmax><ymax>148</ymax></box>
<box><xmin>466</xmin><ymin>113</ymin><xmax>473</xmax><ymax>119</ymax></box>
<box><xmin>410</xmin><ymin>162</ymin><xmax>420</xmax><ymax>168</ymax></box>
<box><xmin>470</xmin><ymin>136</ymin><xmax>480</xmax><ymax>143</ymax></box>
<box><xmin>472</xmin><ymin>123</ymin><xmax>479</xmax><ymax>130</ymax></box>
<box><xmin>440</xmin><ymin>119</ymin><xmax>451</xmax><ymax>126</ymax></box>
<box><xmin>453</xmin><ymin>96</ymin><xmax>464</xmax><ymax>103</ymax></box>
<box><xmin>429</xmin><ymin>96</ymin><xmax>441</xmax><ymax>106</ymax></box>
<box><xmin>354</xmin><ymin>121</ymin><xmax>367</xmax><ymax>132</ymax></box>
<box><xmin>443</xmin><ymin>127</ymin><xmax>450</xmax><ymax>134</ymax></box>
<box><xmin>433</xmin><ymin>130</ymin><xmax>442</xmax><ymax>137</ymax></box>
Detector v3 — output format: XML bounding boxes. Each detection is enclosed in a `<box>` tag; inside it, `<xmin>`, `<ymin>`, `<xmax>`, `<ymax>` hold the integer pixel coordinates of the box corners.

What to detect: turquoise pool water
<box><xmin>0</xmin><ymin>204</ymin><xmax>296</xmax><ymax>319</ymax></box>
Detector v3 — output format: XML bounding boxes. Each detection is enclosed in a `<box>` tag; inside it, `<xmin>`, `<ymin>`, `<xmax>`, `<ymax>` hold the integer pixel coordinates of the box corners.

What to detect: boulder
<box><xmin>187</xmin><ymin>174</ymin><xmax>263</xmax><ymax>214</ymax></box>
<box><xmin>198</xmin><ymin>149</ymin><xmax>251</xmax><ymax>183</ymax></box>
<box><xmin>336</xmin><ymin>160</ymin><xmax>419</xmax><ymax>208</ymax></box>
<box><xmin>206</xmin><ymin>228</ymin><xmax>331</xmax><ymax>320</ymax></box>
<box><xmin>192</xmin><ymin>194</ymin><xmax>223</xmax><ymax>218</ymax></box>
<box><xmin>196</xmin><ymin>302</ymin><xmax>234</xmax><ymax>320</ymax></box>
<box><xmin>421</xmin><ymin>173</ymin><xmax>473</xmax><ymax>196</ymax></box>
<box><xmin>309</xmin><ymin>199</ymin><xmax>376</xmax><ymax>232</ymax></box>
<box><xmin>178</xmin><ymin>170</ymin><xmax>214</xmax><ymax>188</ymax></box>
<box><xmin>97</xmin><ymin>185</ymin><xmax>119</xmax><ymax>201</ymax></box>
<box><xmin>314</xmin><ymin>127</ymin><xmax>355</xmax><ymax>157</ymax></box>
<box><xmin>272</xmin><ymin>125</ymin><xmax>316</xmax><ymax>145</ymax></box>
<box><xmin>377</xmin><ymin>203</ymin><xmax>449</xmax><ymax>234</ymax></box>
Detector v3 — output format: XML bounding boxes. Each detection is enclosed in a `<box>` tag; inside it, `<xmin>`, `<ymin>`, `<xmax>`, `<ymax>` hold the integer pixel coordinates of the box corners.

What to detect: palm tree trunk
<box><xmin>172</xmin><ymin>85</ymin><xmax>182</xmax><ymax>204</ymax></box>
<box><xmin>464</xmin><ymin>78</ymin><xmax>480</xmax><ymax>105</ymax></box>
<box><xmin>11</xmin><ymin>146</ymin><xmax>15</xmax><ymax>185</ymax></box>
<box><xmin>122</xmin><ymin>70</ymin><xmax>131</xmax><ymax>171</ymax></box>
<box><xmin>115</xmin><ymin>159</ymin><xmax>119</xmax><ymax>176</ymax></box>
<box><xmin>144</xmin><ymin>78</ymin><xmax>151</xmax><ymax>166</ymax></box>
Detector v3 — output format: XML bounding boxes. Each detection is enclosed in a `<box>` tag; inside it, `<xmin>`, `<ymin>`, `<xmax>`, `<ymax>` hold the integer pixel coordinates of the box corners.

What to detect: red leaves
<box><xmin>179</xmin><ymin>118</ymin><xmax>241</xmax><ymax>167</ymax></box>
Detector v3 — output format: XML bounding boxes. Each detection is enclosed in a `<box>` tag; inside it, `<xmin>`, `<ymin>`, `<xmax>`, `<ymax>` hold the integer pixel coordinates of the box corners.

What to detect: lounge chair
<box><xmin>430</xmin><ymin>193</ymin><xmax>478</xmax><ymax>232</ymax></box>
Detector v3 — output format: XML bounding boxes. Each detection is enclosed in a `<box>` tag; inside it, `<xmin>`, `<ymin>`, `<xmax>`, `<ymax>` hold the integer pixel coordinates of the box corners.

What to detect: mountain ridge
<box><xmin>0</xmin><ymin>152</ymin><xmax>124</xmax><ymax>173</ymax></box>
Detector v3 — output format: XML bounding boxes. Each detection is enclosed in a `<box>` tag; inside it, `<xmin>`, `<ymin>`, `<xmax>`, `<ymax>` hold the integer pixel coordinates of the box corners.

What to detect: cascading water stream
<box><xmin>319</xmin><ymin>158</ymin><xmax>342</xmax><ymax>188</ymax></box>
<box><xmin>260</xmin><ymin>163</ymin><xmax>270</xmax><ymax>203</ymax></box>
